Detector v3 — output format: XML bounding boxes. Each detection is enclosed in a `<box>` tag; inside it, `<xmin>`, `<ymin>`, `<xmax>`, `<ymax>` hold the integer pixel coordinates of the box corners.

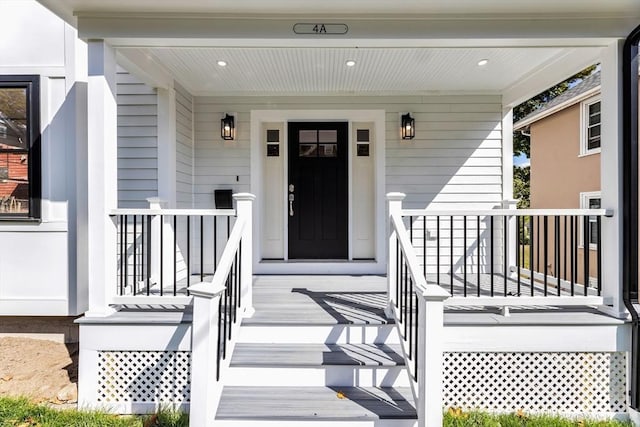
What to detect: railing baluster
<box><xmin>477</xmin><ymin>215</ymin><xmax>481</xmax><ymax>297</ymax></box>
<box><xmin>490</xmin><ymin>216</ymin><xmax>494</xmax><ymax>297</ymax></box>
<box><xmin>543</xmin><ymin>215</ymin><xmax>548</xmax><ymax>296</ymax></box>
<box><xmin>436</xmin><ymin>216</ymin><xmax>441</xmax><ymax>290</ymax></box>
<box><xmin>463</xmin><ymin>215</ymin><xmax>467</xmax><ymax>297</ymax></box>
<box><xmin>450</xmin><ymin>216</ymin><xmax>454</xmax><ymax>293</ymax></box>
<box><xmin>583</xmin><ymin>214</ymin><xmax>590</xmax><ymax>295</ymax></box>
<box><xmin>517</xmin><ymin>215</ymin><xmax>521</xmax><ymax>296</ymax></box>
<box><xmin>174</xmin><ymin>215</ymin><xmax>177</xmax><ymax>296</ymax></box>
<box><xmin>423</xmin><ymin>216</ymin><xmax>426</xmax><ymax>278</ymax></box>
<box><xmin>238</xmin><ymin>240</ymin><xmax>242</xmax><ymax>308</ymax></box>
<box><xmin>395</xmin><ymin>239</ymin><xmax>400</xmax><ymax>308</ymax></box>
<box><xmin>408</xmin><ymin>276</ymin><xmax>413</xmax><ymax>358</ymax></box>
<box><xmin>187</xmin><ymin>216</ymin><xmax>191</xmax><ymax>291</ymax></box>
<box><xmin>536</xmin><ymin>216</ymin><xmax>540</xmax><ymax>273</ymax></box>
<box><xmin>119</xmin><ymin>215</ymin><xmax>124</xmax><ymax>296</ymax></box>
<box><xmin>133</xmin><ymin>215</ymin><xmax>137</xmax><ymax>295</ymax></box>
<box><xmin>571</xmin><ymin>215</ymin><xmax>576</xmax><ymax>295</ymax></box>
<box><xmin>503</xmin><ymin>215</ymin><xmax>508</xmax><ymax>297</ymax></box>
<box><xmin>214</xmin><ymin>216</ymin><xmax>218</xmax><ymax>270</ymax></box>
<box><xmin>216</xmin><ymin>297</ymin><xmax>223</xmax><ymax>381</ymax></box>
<box><xmin>160</xmin><ymin>215</ymin><xmax>164</xmax><ymax>296</ymax></box>
<box><xmin>597</xmin><ymin>216</ymin><xmax>602</xmax><ymax>296</ymax></box>
<box><xmin>555</xmin><ymin>216</ymin><xmax>560</xmax><ymax>296</ymax></box>
<box><xmin>200</xmin><ymin>216</ymin><xmax>204</xmax><ymax>282</ymax></box>
<box><xmin>145</xmin><ymin>215</ymin><xmax>151</xmax><ymax>296</ymax></box>
<box><xmin>563</xmin><ymin>216</ymin><xmax>568</xmax><ymax>283</ymax></box>
<box><xmin>413</xmin><ymin>293</ymin><xmax>419</xmax><ymax>382</ymax></box>
<box><xmin>529</xmin><ymin>215</ymin><xmax>534</xmax><ymax>296</ymax></box>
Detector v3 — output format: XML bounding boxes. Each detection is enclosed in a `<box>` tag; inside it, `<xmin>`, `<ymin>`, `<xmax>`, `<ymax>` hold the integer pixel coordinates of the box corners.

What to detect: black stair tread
<box><xmin>216</xmin><ymin>386</ymin><xmax>417</xmax><ymax>420</ymax></box>
<box><xmin>231</xmin><ymin>343</ymin><xmax>406</xmax><ymax>367</ymax></box>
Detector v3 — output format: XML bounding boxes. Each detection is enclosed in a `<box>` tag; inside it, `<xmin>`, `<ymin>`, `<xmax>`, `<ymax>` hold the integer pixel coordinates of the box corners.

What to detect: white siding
<box><xmin>175</xmin><ymin>82</ymin><xmax>194</xmax><ymax>208</ymax></box>
<box><xmin>193</xmin><ymin>95</ymin><xmax>503</xmax><ymax>210</ymax></box>
<box><xmin>117</xmin><ymin>70</ymin><xmax>158</xmax><ymax>208</ymax></box>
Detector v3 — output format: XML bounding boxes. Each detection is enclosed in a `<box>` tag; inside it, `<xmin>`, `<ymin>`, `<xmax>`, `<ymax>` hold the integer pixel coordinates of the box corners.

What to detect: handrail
<box><xmin>390</xmin><ymin>212</ymin><xmax>428</xmax><ymax>294</ymax></box>
<box><xmin>110</xmin><ymin>208</ymin><xmax>236</xmax><ymax>216</ymax></box>
<box><xmin>401</xmin><ymin>208</ymin><xmax>613</xmax><ymax>217</ymax></box>
<box><xmin>203</xmin><ymin>216</ymin><xmax>245</xmax><ymax>292</ymax></box>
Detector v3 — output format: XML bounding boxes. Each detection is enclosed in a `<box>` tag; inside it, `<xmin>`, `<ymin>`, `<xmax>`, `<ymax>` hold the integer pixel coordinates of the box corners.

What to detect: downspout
<box><xmin>622</xmin><ymin>24</ymin><xmax>640</xmax><ymax>411</ymax></box>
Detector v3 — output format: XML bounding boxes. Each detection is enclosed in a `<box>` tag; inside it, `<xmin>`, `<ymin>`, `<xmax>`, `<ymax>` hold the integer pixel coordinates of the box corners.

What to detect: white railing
<box><xmin>387</xmin><ymin>192</ymin><xmax>450</xmax><ymax>427</ymax></box>
<box><xmin>188</xmin><ymin>193</ymin><xmax>254</xmax><ymax>427</ymax></box>
<box><xmin>386</xmin><ymin>192</ymin><xmax>615</xmax><ymax>426</ymax></box>
<box><xmin>399</xmin><ymin>204</ymin><xmax>612</xmax><ymax>308</ymax></box>
<box><xmin>109</xmin><ymin>202</ymin><xmax>237</xmax><ymax>305</ymax></box>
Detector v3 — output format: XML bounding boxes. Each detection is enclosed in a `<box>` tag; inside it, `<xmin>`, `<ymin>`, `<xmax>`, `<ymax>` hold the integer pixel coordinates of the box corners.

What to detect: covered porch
<box><xmin>38</xmin><ymin>0</ymin><xmax>640</xmax><ymax>424</ymax></box>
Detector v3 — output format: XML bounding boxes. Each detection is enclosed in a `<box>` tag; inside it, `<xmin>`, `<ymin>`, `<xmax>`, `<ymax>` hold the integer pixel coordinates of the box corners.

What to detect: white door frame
<box><xmin>250</xmin><ymin>109</ymin><xmax>386</xmax><ymax>275</ymax></box>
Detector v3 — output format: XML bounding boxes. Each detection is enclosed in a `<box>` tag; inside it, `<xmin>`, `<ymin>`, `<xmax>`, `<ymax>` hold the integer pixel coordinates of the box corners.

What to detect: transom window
<box><xmin>580</xmin><ymin>96</ymin><xmax>601</xmax><ymax>156</ymax></box>
<box><xmin>0</xmin><ymin>76</ymin><xmax>40</xmax><ymax>219</ymax></box>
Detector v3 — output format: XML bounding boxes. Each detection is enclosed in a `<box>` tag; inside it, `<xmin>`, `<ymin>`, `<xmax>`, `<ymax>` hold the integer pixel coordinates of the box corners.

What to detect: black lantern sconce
<box><xmin>401</xmin><ymin>113</ymin><xmax>415</xmax><ymax>140</ymax></box>
<box><xmin>221</xmin><ymin>114</ymin><xmax>235</xmax><ymax>140</ymax></box>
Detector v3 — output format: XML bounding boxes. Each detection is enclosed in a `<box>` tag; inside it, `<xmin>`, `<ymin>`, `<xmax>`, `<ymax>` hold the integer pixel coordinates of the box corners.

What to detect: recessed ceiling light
<box><xmin>345</xmin><ymin>60</ymin><xmax>356</xmax><ymax>67</ymax></box>
<box><xmin>217</xmin><ymin>60</ymin><xmax>227</xmax><ymax>67</ymax></box>
<box><xmin>477</xmin><ymin>59</ymin><xmax>489</xmax><ymax>67</ymax></box>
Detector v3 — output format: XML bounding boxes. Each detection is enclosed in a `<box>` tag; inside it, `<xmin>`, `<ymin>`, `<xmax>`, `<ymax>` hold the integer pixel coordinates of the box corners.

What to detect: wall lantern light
<box><xmin>221</xmin><ymin>114</ymin><xmax>235</xmax><ymax>140</ymax></box>
<box><xmin>401</xmin><ymin>113</ymin><xmax>415</xmax><ymax>140</ymax></box>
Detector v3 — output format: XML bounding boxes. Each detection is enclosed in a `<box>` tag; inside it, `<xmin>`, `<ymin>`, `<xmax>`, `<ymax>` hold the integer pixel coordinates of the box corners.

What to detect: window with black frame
<box><xmin>0</xmin><ymin>76</ymin><xmax>40</xmax><ymax>219</ymax></box>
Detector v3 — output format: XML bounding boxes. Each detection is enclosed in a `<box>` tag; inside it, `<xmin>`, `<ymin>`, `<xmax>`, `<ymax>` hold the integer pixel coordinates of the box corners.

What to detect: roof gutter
<box><xmin>622</xmin><ymin>23</ymin><xmax>640</xmax><ymax>411</ymax></box>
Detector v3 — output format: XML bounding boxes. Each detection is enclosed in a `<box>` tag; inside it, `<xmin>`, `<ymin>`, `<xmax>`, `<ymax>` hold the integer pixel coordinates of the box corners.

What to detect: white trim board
<box><xmin>250</xmin><ymin>109</ymin><xmax>386</xmax><ymax>275</ymax></box>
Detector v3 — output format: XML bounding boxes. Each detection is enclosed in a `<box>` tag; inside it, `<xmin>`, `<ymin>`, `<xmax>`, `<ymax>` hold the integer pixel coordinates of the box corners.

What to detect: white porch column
<box><xmin>600</xmin><ymin>39</ymin><xmax>626</xmax><ymax>318</ymax></box>
<box><xmin>386</xmin><ymin>192</ymin><xmax>406</xmax><ymax>318</ymax></box>
<box><xmin>157</xmin><ymin>86</ymin><xmax>177</xmax><ymax>208</ymax></box>
<box><xmin>85</xmin><ymin>40</ymin><xmax>118</xmax><ymax>316</ymax></box>
<box><xmin>234</xmin><ymin>193</ymin><xmax>256</xmax><ymax>317</ymax></box>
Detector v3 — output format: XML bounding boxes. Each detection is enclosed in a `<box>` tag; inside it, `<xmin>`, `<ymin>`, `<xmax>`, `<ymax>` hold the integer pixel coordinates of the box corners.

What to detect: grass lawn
<box><xmin>0</xmin><ymin>397</ymin><xmax>188</xmax><ymax>427</ymax></box>
<box><xmin>0</xmin><ymin>398</ymin><xmax>631</xmax><ymax>427</ymax></box>
<box><xmin>444</xmin><ymin>408</ymin><xmax>632</xmax><ymax>426</ymax></box>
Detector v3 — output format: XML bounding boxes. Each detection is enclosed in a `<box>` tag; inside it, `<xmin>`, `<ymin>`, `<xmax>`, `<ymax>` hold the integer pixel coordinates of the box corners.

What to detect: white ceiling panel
<box><xmin>136</xmin><ymin>47</ymin><xmax>570</xmax><ymax>96</ymax></box>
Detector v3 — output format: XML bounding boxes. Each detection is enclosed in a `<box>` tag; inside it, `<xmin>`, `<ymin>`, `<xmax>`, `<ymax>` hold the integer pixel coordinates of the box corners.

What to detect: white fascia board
<box><xmin>513</xmin><ymin>86</ymin><xmax>601</xmax><ymax>130</ymax></box>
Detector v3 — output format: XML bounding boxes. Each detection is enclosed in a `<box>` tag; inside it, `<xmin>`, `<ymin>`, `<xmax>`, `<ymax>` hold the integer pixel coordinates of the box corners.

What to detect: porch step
<box><xmin>215</xmin><ymin>386</ymin><xmax>417</xmax><ymax>425</ymax></box>
<box><xmin>238</xmin><ymin>323</ymin><xmax>399</xmax><ymax>344</ymax></box>
<box><xmin>231</xmin><ymin>343</ymin><xmax>405</xmax><ymax>367</ymax></box>
<box><xmin>225</xmin><ymin>343</ymin><xmax>409</xmax><ymax>387</ymax></box>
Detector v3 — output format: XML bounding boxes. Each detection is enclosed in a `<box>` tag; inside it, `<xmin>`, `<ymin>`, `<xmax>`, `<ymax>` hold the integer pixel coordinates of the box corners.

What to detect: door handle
<box><xmin>289</xmin><ymin>193</ymin><xmax>294</xmax><ymax>216</ymax></box>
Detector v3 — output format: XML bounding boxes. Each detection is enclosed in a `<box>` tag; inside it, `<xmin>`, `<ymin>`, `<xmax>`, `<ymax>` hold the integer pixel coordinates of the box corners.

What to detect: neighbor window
<box><xmin>580</xmin><ymin>192</ymin><xmax>601</xmax><ymax>249</ymax></box>
<box><xmin>580</xmin><ymin>96</ymin><xmax>601</xmax><ymax>155</ymax></box>
<box><xmin>0</xmin><ymin>76</ymin><xmax>40</xmax><ymax>219</ymax></box>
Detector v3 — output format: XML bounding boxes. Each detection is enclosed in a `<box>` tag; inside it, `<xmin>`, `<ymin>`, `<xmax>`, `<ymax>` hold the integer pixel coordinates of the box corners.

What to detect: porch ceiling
<box><xmin>121</xmin><ymin>46</ymin><xmax>601</xmax><ymax>98</ymax></box>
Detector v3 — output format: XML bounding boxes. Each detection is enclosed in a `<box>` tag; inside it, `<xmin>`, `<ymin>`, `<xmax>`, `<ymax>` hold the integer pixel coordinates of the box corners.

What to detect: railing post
<box><xmin>147</xmin><ymin>198</ymin><xmax>166</xmax><ymax>286</ymax></box>
<box><xmin>502</xmin><ymin>199</ymin><xmax>518</xmax><ymax>277</ymax></box>
<box><xmin>234</xmin><ymin>193</ymin><xmax>256</xmax><ymax>317</ymax></box>
<box><xmin>387</xmin><ymin>192</ymin><xmax>406</xmax><ymax>318</ymax></box>
<box><xmin>188</xmin><ymin>282</ymin><xmax>226</xmax><ymax>427</ymax></box>
<box><xmin>417</xmin><ymin>284</ymin><xmax>450</xmax><ymax>427</ymax></box>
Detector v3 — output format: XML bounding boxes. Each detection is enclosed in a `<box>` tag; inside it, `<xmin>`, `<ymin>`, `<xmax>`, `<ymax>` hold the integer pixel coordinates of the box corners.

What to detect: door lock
<box><xmin>288</xmin><ymin>184</ymin><xmax>295</xmax><ymax>193</ymax></box>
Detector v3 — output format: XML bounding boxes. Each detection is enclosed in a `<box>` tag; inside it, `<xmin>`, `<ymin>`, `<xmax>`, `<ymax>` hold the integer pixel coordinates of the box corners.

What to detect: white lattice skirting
<box><xmin>444</xmin><ymin>352</ymin><xmax>627</xmax><ymax>413</ymax></box>
<box><xmin>97</xmin><ymin>351</ymin><xmax>191</xmax><ymax>404</ymax></box>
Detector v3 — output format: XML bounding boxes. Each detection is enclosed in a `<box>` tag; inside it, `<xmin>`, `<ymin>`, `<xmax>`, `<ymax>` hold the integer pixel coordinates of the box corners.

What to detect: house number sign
<box><xmin>293</xmin><ymin>23</ymin><xmax>348</xmax><ymax>35</ymax></box>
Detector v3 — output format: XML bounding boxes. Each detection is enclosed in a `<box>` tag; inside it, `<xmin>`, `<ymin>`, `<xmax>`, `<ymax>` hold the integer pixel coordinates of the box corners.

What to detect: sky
<box><xmin>514</xmin><ymin>153</ymin><xmax>530</xmax><ymax>167</ymax></box>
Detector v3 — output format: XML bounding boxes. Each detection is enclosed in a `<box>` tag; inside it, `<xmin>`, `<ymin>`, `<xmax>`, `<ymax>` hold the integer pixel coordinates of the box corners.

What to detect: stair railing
<box><xmin>387</xmin><ymin>192</ymin><xmax>450</xmax><ymax>427</ymax></box>
<box><xmin>188</xmin><ymin>193</ymin><xmax>255</xmax><ymax>427</ymax></box>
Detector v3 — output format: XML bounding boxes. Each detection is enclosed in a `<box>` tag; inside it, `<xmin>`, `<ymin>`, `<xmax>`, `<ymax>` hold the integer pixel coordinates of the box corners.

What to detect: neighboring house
<box><xmin>2</xmin><ymin>0</ymin><xmax>640</xmax><ymax>426</ymax></box>
<box><xmin>514</xmin><ymin>71</ymin><xmax>604</xmax><ymax>287</ymax></box>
